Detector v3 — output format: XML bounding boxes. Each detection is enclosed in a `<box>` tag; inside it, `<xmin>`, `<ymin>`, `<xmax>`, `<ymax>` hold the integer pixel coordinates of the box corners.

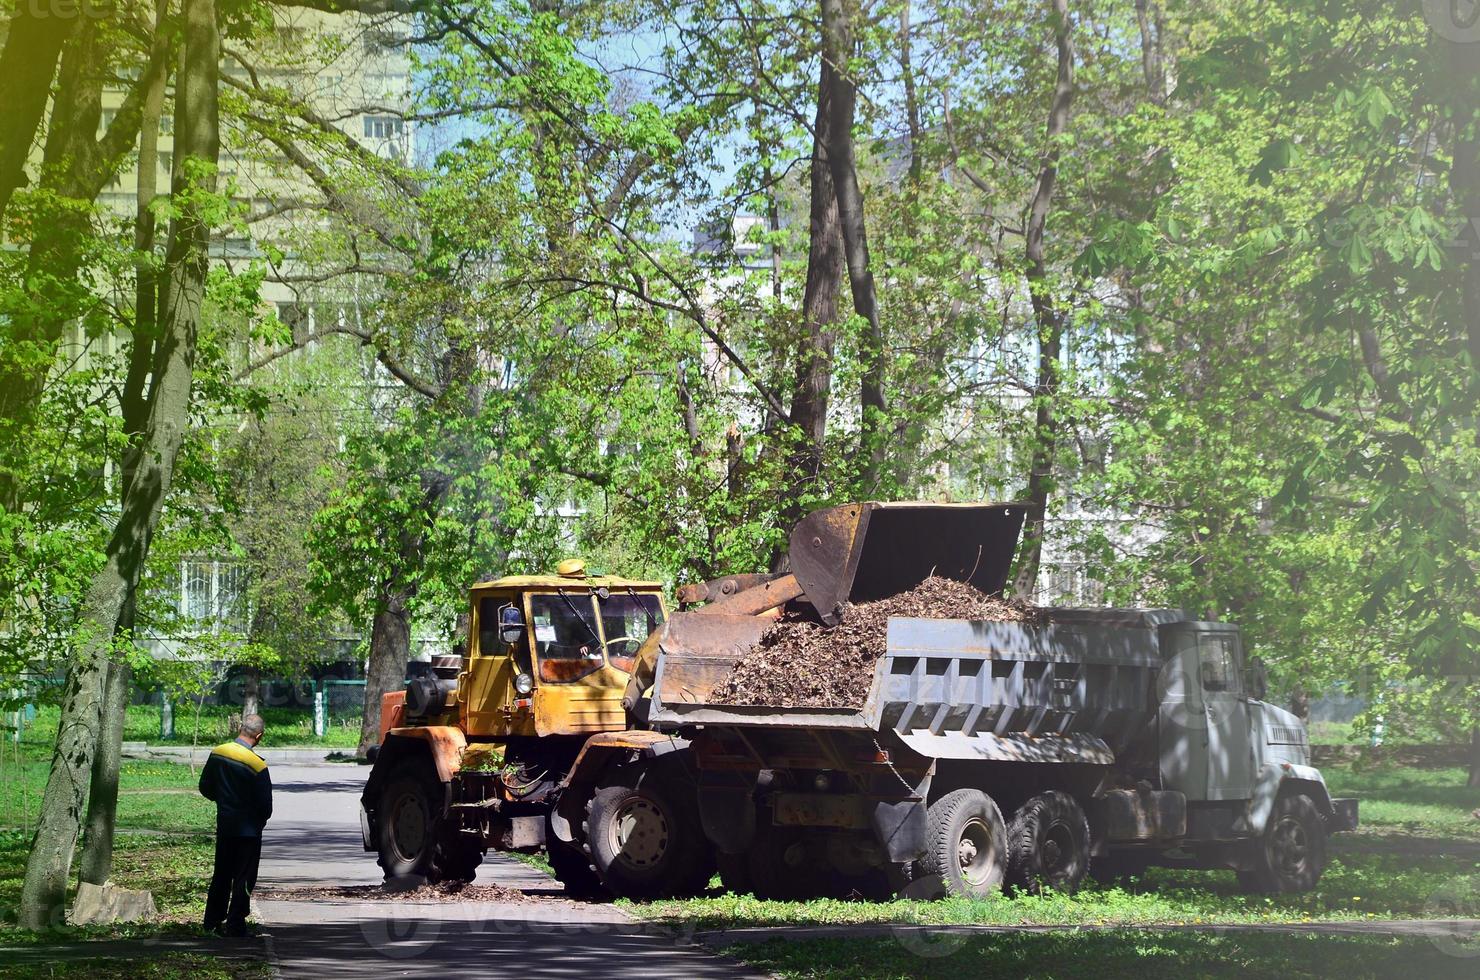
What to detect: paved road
<box><xmin>254</xmin><ymin>763</ymin><xmax>760</xmax><ymax>978</ymax></box>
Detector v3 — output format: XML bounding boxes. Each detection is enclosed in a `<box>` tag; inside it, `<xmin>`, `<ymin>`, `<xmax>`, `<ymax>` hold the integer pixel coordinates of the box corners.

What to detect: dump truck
<box><xmin>550</xmin><ymin>501</ymin><xmax>1358</xmax><ymax>899</ymax></box>
<box><xmin>358</xmin><ymin>560</ymin><xmax>685</xmax><ymax>895</ymax></box>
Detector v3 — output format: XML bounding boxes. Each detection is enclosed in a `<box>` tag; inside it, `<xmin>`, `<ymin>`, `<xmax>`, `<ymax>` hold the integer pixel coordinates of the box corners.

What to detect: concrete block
<box><xmin>69</xmin><ymin>881</ymin><xmax>158</xmax><ymax>925</ymax></box>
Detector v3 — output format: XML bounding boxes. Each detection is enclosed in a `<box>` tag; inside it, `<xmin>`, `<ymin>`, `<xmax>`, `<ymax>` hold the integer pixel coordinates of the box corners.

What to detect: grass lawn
<box><xmin>1</xmin><ymin>750</ymin><xmax>216</xmax><ymax>835</ymax></box>
<box><xmin>626</xmin><ymin>760</ymin><xmax>1480</xmax><ymax>931</ymax></box>
<box><xmin>23</xmin><ymin>703</ymin><xmax>361</xmax><ymax>750</ymax></box>
<box><xmin>723</xmin><ymin>930</ymin><xmax>1480</xmax><ymax>979</ymax></box>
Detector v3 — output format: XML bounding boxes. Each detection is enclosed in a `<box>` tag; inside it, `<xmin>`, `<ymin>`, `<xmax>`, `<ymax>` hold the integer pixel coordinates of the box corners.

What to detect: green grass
<box><xmin>0</xmin><ymin>953</ymin><xmax>271</xmax><ymax>979</ymax></box>
<box><xmin>722</xmin><ymin>931</ymin><xmax>1480</xmax><ymax>979</ymax></box>
<box><xmin>0</xmin><ymin>755</ymin><xmax>216</xmax><ymax>835</ymax></box>
<box><xmin>21</xmin><ymin>703</ymin><xmax>362</xmax><ymax>749</ymax></box>
<box><xmin>1325</xmin><ymin>764</ymin><xmax>1480</xmax><ymax>841</ymax></box>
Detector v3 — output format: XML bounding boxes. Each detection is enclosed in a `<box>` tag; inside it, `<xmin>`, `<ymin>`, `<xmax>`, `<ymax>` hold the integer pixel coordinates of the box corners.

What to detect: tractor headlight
<box><xmin>514</xmin><ymin>673</ymin><xmax>535</xmax><ymax>695</ymax></box>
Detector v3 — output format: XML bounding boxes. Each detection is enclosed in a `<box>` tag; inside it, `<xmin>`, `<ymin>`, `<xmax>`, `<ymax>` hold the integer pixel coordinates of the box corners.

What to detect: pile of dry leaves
<box><xmin>708</xmin><ymin>576</ymin><xmax>1037</xmax><ymax>709</ymax></box>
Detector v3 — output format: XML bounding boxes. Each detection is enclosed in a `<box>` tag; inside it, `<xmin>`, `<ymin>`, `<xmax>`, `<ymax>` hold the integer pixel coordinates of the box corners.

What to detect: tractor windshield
<box><xmin>528</xmin><ymin>593</ymin><xmax>603</xmax><ymax>683</ymax></box>
<box><xmin>596</xmin><ymin>591</ymin><xmax>664</xmax><ymax>672</ymax></box>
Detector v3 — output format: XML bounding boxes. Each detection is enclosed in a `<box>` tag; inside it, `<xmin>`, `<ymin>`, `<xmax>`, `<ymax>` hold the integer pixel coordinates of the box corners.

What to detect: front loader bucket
<box><xmin>788</xmin><ymin>502</ymin><xmax>1026</xmax><ymax>624</ymax></box>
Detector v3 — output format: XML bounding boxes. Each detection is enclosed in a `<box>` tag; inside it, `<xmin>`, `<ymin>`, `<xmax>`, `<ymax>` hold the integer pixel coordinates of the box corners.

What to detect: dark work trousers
<box><xmin>203</xmin><ymin>834</ymin><xmax>261</xmax><ymax>934</ymax></box>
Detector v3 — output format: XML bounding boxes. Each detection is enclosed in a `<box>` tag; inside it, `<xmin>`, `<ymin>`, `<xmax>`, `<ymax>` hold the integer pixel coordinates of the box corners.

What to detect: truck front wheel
<box><xmin>1238</xmin><ymin>792</ymin><xmax>1327</xmax><ymax>893</ymax></box>
<box><xmin>1007</xmin><ymin>791</ymin><xmax>1090</xmax><ymax>895</ymax></box>
<box><xmin>584</xmin><ymin>770</ymin><xmax>710</xmax><ymax>899</ymax></box>
<box><xmin>916</xmin><ymin>788</ymin><xmax>1007</xmax><ymax>898</ymax></box>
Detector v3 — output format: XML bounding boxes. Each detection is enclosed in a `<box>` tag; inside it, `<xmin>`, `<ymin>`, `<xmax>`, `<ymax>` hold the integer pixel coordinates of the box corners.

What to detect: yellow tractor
<box><xmin>358</xmin><ymin>558</ymin><xmax>705</xmax><ymax>896</ymax></box>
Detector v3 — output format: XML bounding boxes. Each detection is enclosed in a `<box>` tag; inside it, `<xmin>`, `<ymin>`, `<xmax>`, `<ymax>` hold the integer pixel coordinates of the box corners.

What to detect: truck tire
<box><xmin>1007</xmin><ymin>791</ymin><xmax>1090</xmax><ymax>894</ymax></box>
<box><xmin>584</xmin><ymin>769</ymin><xmax>711</xmax><ymax>899</ymax></box>
<box><xmin>377</xmin><ymin>766</ymin><xmax>481</xmax><ymax>883</ymax></box>
<box><xmin>915</xmin><ymin>788</ymin><xmax>1006</xmax><ymax>898</ymax></box>
<box><xmin>1238</xmin><ymin>792</ymin><xmax>1327</xmax><ymax>893</ymax></box>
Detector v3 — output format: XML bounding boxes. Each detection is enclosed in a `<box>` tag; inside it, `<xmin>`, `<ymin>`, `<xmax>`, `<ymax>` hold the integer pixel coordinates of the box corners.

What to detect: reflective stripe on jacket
<box><xmin>198</xmin><ymin>739</ymin><xmax>273</xmax><ymax>837</ymax></box>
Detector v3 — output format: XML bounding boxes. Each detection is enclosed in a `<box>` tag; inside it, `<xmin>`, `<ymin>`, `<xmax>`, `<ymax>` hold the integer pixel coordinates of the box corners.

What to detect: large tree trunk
<box><xmin>0</xmin><ymin>7</ymin><xmax>71</xmax><ymax>220</ymax></box>
<box><xmin>17</xmin><ymin>0</ymin><xmax>219</xmax><ymax>929</ymax></box>
<box><xmin>357</xmin><ymin>590</ymin><xmax>412</xmax><ymax>755</ymax></box>
<box><xmin>820</xmin><ymin>0</ymin><xmax>886</xmax><ymax>487</ymax></box>
<box><xmin>783</xmin><ymin>45</ymin><xmax>845</xmax><ymax>531</ymax></box>
<box><xmin>77</xmin><ymin>660</ymin><xmax>131</xmax><ymax>887</ymax></box>
<box><xmin>75</xmin><ymin>0</ymin><xmax>172</xmax><ymax>889</ymax></box>
<box><xmin>1011</xmin><ymin>0</ymin><xmax>1076</xmax><ymax>599</ymax></box>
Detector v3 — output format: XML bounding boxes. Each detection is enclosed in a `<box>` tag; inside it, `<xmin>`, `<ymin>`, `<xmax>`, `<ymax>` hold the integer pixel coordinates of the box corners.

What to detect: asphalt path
<box><xmin>252</xmin><ymin>763</ymin><xmax>761</xmax><ymax>978</ymax></box>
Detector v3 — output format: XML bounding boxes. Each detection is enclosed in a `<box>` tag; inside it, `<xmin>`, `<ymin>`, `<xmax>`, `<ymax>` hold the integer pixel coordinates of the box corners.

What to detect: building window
<box><xmin>363</xmin><ymin>115</ymin><xmax>404</xmax><ymax>139</ymax></box>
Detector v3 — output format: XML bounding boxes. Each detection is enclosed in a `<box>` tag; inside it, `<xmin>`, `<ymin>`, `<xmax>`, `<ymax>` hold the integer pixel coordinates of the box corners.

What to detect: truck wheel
<box><xmin>916</xmin><ymin>788</ymin><xmax>1006</xmax><ymax>898</ymax></box>
<box><xmin>436</xmin><ymin>834</ymin><xmax>483</xmax><ymax>883</ymax></box>
<box><xmin>584</xmin><ymin>772</ymin><xmax>709</xmax><ymax>899</ymax></box>
<box><xmin>1007</xmin><ymin>791</ymin><xmax>1090</xmax><ymax>895</ymax></box>
<box><xmin>1239</xmin><ymin>792</ymin><xmax>1327</xmax><ymax>893</ymax></box>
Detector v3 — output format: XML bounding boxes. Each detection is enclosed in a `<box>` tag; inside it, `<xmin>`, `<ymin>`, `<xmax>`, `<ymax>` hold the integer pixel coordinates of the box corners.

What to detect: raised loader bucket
<box><xmin>788</xmin><ymin>502</ymin><xmax>1026</xmax><ymax>624</ymax></box>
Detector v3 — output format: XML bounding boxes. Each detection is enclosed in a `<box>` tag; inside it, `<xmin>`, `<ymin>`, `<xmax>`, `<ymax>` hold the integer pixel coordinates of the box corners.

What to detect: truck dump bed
<box><xmin>647</xmin><ymin>608</ymin><xmax>1189</xmax><ymax>764</ymax></box>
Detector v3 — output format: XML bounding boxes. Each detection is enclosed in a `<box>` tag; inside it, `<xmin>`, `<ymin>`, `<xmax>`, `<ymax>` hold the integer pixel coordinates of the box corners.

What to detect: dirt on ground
<box><xmin>254</xmin><ymin>881</ymin><xmax>530</xmax><ymax>903</ymax></box>
<box><xmin>709</xmin><ymin>576</ymin><xmax>1039</xmax><ymax>709</ymax></box>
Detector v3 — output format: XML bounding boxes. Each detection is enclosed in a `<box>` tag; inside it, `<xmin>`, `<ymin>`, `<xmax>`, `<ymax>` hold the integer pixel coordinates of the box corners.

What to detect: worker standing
<box><xmin>198</xmin><ymin>713</ymin><xmax>273</xmax><ymax>937</ymax></box>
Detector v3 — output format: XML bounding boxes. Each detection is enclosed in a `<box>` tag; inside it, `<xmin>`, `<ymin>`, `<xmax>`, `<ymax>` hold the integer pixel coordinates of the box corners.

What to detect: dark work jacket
<box><xmin>198</xmin><ymin>738</ymin><xmax>273</xmax><ymax>837</ymax></box>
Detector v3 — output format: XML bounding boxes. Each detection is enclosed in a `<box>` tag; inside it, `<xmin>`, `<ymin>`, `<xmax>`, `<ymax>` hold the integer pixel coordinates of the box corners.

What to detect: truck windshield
<box><xmin>596</xmin><ymin>592</ymin><xmax>664</xmax><ymax>672</ymax></box>
<box><xmin>529</xmin><ymin>593</ymin><xmax>602</xmax><ymax>683</ymax></box>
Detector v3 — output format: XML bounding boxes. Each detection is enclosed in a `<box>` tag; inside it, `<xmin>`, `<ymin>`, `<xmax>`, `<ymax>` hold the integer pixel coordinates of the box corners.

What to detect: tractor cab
<box><xmin>458</xmin><ymin>561</ymin><xmax>667</xmax><ymax>738</ymax></box>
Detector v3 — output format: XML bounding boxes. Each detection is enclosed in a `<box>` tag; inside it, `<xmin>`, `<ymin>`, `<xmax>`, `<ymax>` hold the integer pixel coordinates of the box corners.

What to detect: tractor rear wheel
<box><xmin>584</xmin><ymin>763</ymin><xmax>711</xmax><ymax>899</ymax></box>
<box><xmin>377</xmin><ymin>765</ymin><xmax>481</xmax><ymax>883</ymax></box>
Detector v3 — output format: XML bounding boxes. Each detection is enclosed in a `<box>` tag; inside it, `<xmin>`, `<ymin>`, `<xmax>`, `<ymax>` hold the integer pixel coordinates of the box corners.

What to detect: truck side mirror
<box><xmin>500</xmin><ymin>625</ymin><xmax>524</xmax><ymax>645</ymax></box>
<box><xmin>1245</xmin><ymin>656</ymin><xmax>1269</xmax><ymax>700</ymax></box>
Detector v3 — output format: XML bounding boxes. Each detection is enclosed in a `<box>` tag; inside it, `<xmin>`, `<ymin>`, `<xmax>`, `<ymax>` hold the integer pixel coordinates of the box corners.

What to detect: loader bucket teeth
<box><xmin>788</xmin><ymin>502</ymin><xmax>1026</xmax><ymax>624</ymax></box>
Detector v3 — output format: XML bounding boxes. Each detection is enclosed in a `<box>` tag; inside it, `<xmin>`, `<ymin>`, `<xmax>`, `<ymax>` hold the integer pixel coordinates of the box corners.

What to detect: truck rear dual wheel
<box><xmin>1006</xmin><ymin>791</ymin><xmax>1091</xmax><ymax>895</ymax></box>
<box><xmin>917</xmin><ymin>788</ymin><xmax>1007</xmax><ymax>898</ymax></box>
<box><xmin>1238</xmin><ymin>792</ymin><xmax>1327</xmax><ymax>893</ymax></box>
<box><xmin>584</xmin><ymin>765</ymin><xmax>713</xmax><ymax>899</ymax></box>
<box><xmin>377</xmin><ymin>767</ymin><xmax>483</xmax><ymax>883</ymax></box>
<box><xmin>547</xmin><ymin>833</ymin><xmax>608</xmax><ymax>899</ymax></box>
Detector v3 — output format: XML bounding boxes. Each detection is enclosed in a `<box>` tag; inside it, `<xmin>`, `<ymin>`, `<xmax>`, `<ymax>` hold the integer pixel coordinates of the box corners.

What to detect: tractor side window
<box><xmin>477</xmin><ymin>598</ymin><xmax>500</xmax><ymax>656</ymax></box>
<box><xmin>529</xmin><ymin>593</ymin><xmax>602</xmax><ymax>683</ymax></box>
<box><xmin>1199</xmin><ymin>634</ymin><xmax>1241</xmax><ymax>694</ymax></box>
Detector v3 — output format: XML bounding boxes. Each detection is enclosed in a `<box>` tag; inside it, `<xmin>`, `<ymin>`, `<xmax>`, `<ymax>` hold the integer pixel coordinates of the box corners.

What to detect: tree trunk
<box><xmin>1011</xmin><ymin>0</ymin><xmax>1076</xmax><ymax>599</ymax></box>
<box><xmin>74</xmin><ymin>2</ymin><xmax>173</xmax><ymax>889</ymax></box>
<box><xmin>784</xmin><ymin>44</ymin><xmax>845</xmax><ymax>525</ymax></box>
<box><xmin>241</xmin><ymin>665</ymin><xmax>262</xmax><ymax>719</ymax></box>
<box><xmin>17</xmin><ymin>0</ymin><xmax>219</xmax><ymax>929</ymax></box>
<box><xmin>357</xmin><ymin>591</ymin><xmax>412</xmax><ymax>755</ymax></box>
<box><xmin>77</xmin><ymin>660</ymin><xmax>131</xmax><ymax>887</ymax></box>
<box><xmin>820</xmin><ymin>0</ymin><xmax>886</xmax><ymax>486</ymax></box>
<box><xmin>1133</xmin><ymin>0</ymin><xmax>1166</xmax><ymax>104</ymax></box>
<box><xmin>0</xmin><ymin>13</ymin><xmax>173</xmax><ymax>506</ymax></box>
<box><xmin>1467</xmin><ymin>727</ymin><xmax>1480</xmax><ymax>789</ymax></box>
<box><xmin>0</xmin><ymin>8</ymin><xmax>71</xmax><ymax>221</ymax></box>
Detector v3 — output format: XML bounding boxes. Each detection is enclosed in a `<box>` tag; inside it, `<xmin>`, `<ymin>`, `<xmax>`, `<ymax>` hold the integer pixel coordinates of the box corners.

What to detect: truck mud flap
<box><xmin>698</xmin><ymin>772</ymin><xmax>757</xmax><ymax>853</ymax></box>
<box><xmin>1328</xmin><ymin>797</ymin><xmax>1359</xmax><ymax>832</ymax></box>
<box><xmin>870</xmin><ymin>797</ymin><xmax>926</xmax><ymax>864</ymax></box>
